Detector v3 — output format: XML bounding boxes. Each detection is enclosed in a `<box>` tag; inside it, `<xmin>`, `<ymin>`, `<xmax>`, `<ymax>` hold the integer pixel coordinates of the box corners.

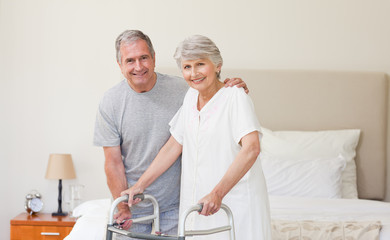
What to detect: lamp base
<box><xmin>53</xmin><ymin>179</ymin><xmax>67</xmax><ymax>217</ymax></box>
<box><xmin>52</xmin><ymin>211</ymin><xmax>68</xmax><ymax>217</ymax></box>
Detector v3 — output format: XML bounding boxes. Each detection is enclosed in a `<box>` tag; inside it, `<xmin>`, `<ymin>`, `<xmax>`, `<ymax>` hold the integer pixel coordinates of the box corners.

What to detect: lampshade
<box><xmin>45</xmin><ymin>154</ymin><xmax>76</xmax><ymax>180</ymax></box>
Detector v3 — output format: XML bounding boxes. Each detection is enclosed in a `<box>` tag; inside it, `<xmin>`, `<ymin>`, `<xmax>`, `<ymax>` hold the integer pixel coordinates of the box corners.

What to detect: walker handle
<box><xmin>197</xmin><ymin>203</ymin><xmax>203</xmax><ymax>213</ymax></box>
<box><xmin>178</xmin><ymin>203</ymin><xmax>236</xmax><ymax>240</ymax></box>
<box><xmin>108</xmin><ymin>193</ymin><xmax>158</xmax><ymax>226</ymax></box>
<box><xmin>132</xmin><ymin>193</ymin><xmax>145</xmax><ymax>201</ymax></box>
<box><xmin>119</xmin><ymin>193</ymin><xmax>145</xmax><ymax>202</ymax></box>
<box><xmin>107</xmin><ymin>194</ymin><xmax>167</xmax><ymax>239</ymax></box>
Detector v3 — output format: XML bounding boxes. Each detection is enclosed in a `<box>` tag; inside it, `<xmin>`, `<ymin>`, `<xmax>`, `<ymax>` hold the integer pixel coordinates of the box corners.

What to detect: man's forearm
<box><xmin>105</xmin><ymin>158</ymin><xmax>130</xmax><ymax>212</ymax></box>
<box><xmin>106</xmin><ymin>162</ymin><xmax>128</xmax><ymax>199</ymax></box>
<box><xmin>103</xmin><ymin>146</ymin><xmax>128</xmax><ymax>200</ymax></box>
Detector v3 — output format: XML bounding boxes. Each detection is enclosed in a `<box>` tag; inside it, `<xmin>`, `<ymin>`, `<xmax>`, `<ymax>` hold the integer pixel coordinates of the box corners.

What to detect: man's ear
<box><xmin>117</xmin><ymin>61</ymin><xmax>124</xmax><ymax>75</ymax></box>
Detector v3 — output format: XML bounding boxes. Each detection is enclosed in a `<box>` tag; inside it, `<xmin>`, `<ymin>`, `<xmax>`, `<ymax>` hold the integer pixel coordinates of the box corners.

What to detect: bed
<box><xmin>65</xmin><ymin>69</ymin><xmax>390</xmax><ymax>240</ymax></box>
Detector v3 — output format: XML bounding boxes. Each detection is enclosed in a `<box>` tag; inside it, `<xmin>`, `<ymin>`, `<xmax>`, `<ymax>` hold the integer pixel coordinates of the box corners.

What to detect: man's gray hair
<box><xmin>173</xmin><ymin>35</ymin><xmax>223</xmax><ymax>78</ymax></box>
<box><xmin>115</xmin><ymin>30</ymin><xmax>155</xmax><ymax>64</ymax></box>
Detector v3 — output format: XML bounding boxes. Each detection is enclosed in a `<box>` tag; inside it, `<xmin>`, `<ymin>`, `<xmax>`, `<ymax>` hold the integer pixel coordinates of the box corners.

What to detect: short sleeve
<box><xmin>169</xmin><ymin>106</ymin><xmax>184</xmax><ymax>145</ymax></box>
<box><xmin>93</xmin><ymin>97</ymin><xmax>121</xmax><ymax>147</ymax></box>
<box><xmin>230</xmin><ymin>87</ymin><xmax>262</xmax><ymax>143</ymax></box>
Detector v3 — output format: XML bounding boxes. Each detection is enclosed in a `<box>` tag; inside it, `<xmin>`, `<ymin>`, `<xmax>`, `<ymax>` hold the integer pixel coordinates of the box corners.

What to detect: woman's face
<box><xmin>181</xmin><ymin>58</ymin><xmax>221</xmax><ymax>93</ymax></box>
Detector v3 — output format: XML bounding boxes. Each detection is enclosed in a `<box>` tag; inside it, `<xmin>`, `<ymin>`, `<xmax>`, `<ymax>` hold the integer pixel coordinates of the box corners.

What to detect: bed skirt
<box><xmin>271</xmin><ymin>220</ymin><xmax>381</xmax><ymax>240</ymax></box>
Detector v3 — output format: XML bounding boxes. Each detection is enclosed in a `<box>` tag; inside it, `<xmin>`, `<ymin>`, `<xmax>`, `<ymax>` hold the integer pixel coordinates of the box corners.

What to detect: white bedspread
<box><xmin>65</xmin><ymin>196</ymin><xmax>390</xmax><ymax>240</ymax></box>
<box><xmin>270</xmin><ymin>196</ymin><xmax>390</xmax><ymax>240</ymax></box>
<box><xmin>64</xmin><ymin>199</ymin><xmax>111</xmax><ymax>240</ymax></box>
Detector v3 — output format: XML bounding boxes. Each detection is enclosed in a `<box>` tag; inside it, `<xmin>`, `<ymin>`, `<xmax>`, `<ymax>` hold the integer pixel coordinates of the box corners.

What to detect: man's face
<box><xmin>118</xmin><ymin>39</ymin><xmax>156</xmax><ymax>93</ymax></box>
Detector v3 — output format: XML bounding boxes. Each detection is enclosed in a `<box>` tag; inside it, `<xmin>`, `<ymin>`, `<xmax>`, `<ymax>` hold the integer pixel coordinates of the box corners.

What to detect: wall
<box><xmin>1</xmin><ymin>0</ymin><xmax>390</xmax><ymax>239</ymax></box>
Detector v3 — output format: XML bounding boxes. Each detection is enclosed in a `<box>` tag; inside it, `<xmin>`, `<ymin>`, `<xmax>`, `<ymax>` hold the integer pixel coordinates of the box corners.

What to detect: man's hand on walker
<box><xmin>114</xmin><ymin>205</ymin><xmax>133</xmax><ymax>230</ymax></box>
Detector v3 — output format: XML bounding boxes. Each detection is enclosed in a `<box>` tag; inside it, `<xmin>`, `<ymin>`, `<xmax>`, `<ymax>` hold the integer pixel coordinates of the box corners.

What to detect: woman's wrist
<box><xmin>133</xmin><ymin>181</ymin><xmax>145</xmax><ymax>193</ymax></box>
<box><xmin>211</xmin><ymin>188</ymin><xmax>225</xmax><ymax>200</ymax></box>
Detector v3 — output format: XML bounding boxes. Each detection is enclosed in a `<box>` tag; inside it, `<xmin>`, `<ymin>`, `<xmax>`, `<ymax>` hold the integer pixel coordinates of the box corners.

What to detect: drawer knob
<box><xmin>41</xmin><ymin>232</ymin><xmax>60</xmax><ymax>236</ymax></box>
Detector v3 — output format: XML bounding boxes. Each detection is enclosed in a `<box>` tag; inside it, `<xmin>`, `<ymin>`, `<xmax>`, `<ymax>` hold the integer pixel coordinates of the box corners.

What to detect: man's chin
<box><xmin>129</xmin><ymin>74</ymin><xmax>148</xmax><ymax>82</ymax></box>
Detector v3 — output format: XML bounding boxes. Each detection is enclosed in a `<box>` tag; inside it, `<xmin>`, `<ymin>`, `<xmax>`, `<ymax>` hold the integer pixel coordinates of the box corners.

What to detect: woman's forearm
<box><xmin>197</xmin><ymin>131</ymin><xmax>260</xmax><ymax>216</ymax></box>
<box><xmin>211</xmin><ymin>131</ymin><xmax>260</xmax><ymax>199</ymax></box>
<box><xmin>135</xmin><ymin>135</ymin><xmax>183</xmax><ymax>191</ymax></box>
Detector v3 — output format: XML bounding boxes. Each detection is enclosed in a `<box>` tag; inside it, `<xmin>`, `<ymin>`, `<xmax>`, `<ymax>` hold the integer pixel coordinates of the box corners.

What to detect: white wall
<box><xmin>1</xmin><ymin>0</ymin><xmax>390</xmax><ymax>239</ymax></box>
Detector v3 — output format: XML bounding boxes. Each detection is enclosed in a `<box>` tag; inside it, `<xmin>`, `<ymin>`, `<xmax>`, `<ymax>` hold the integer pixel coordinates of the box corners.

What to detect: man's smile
<box><xmin>132</xmin><ymin>70</ymin><xmax>148</xmax><ymax>77</ymax></box>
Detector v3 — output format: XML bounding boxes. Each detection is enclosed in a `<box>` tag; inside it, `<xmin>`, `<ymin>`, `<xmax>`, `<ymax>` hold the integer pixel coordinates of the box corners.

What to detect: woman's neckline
<box><xmin>196</xmin><ymin>83</ymin><xmax>225</xmax><ymax>112</ymax></box>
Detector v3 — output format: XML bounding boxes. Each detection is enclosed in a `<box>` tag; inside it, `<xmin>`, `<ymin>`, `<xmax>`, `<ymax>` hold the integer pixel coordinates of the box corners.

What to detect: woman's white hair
<box><xmin>173</xmin><ymin>35</ymin><xmax>223</xmax><ymax>78</ymax></box>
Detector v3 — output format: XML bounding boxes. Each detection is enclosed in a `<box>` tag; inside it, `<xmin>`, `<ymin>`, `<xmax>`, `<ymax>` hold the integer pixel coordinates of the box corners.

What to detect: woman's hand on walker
<box><xmin>121</xmin><ymin>186</ymin><xmax>144</xmax><ymax>208</ymax></box>
<box><xmin>198</xmin><ymin>192</ymin><xmax>222</xmax><ymax>216</ymax></box>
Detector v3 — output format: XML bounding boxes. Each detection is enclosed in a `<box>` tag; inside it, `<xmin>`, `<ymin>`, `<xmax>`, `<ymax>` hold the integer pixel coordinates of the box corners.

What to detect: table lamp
<box><xmin>45</xmin><ymin>153</ymin><xmax>76</xmax><ymax>216</ymax></box>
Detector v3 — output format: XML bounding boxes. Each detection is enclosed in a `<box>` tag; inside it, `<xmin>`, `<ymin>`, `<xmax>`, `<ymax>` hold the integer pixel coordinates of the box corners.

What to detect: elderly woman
<box><xmin>122</xmin><ymin>35</ymin><xmax>272</xmax><ymax>239</ymax></box>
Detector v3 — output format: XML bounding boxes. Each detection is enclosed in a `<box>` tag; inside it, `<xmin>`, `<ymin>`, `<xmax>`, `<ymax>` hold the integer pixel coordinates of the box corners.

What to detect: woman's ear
<box><xmin>217</xmin><ymin>64</ymin><xmax>222</xmax><ymax>72</ymax></box>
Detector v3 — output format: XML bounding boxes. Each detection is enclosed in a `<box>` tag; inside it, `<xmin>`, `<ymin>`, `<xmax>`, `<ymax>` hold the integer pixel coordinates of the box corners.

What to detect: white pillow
<box><xmin>72</xmin><ymin>198</ymin><xmax>111</xmax><ymax>217</ymax></box>
<box><xmin>261</xmin><ymin>153</ymin><xmax>346</xmax><ymax>198</ymax></box>
<box><xmin>65</xmin><ymin>199</ymin><xmax>111</xmax><ymax>240</ymax></box>
<box><xmin>260</xmin><ymin>127</ymin><xmax>360</xmax><ymax>199</ymax></box>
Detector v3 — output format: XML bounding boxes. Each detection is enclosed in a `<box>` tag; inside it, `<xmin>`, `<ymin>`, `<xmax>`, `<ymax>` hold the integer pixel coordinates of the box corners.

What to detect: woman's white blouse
<box><xmin>169</xmin><ymin>86</ymin><xmax>272</xmax><ymax>240</ymax></box>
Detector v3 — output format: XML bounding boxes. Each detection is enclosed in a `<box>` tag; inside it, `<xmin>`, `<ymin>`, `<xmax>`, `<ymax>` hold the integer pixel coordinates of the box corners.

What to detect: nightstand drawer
<box><xmin>11</xmin><ymin>225</ymin><xmax>73</xmax><ymax>239</ymax></box>
<box><xmin>10</xmin><ymin>213</ymin><xmax>76</xmax><ymax>240</ymax></box>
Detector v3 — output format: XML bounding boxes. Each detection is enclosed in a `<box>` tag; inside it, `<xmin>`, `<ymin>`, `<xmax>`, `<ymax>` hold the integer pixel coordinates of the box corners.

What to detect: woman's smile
<box><xmin>192</xmin><ymin>77</ymin><xmax>206</xmax><ymax>83</ymax></box>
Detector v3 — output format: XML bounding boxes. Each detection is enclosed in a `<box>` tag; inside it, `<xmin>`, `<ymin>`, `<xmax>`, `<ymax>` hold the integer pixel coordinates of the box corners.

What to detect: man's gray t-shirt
<box><xmin>94</xmin><ymin>72</ymin><xmax>188</xmax><ymax>214</ymax></box>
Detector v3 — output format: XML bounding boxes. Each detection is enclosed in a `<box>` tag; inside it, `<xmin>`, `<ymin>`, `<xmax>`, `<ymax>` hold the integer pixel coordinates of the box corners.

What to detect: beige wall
<box><xmin>1</xmin><ymin>0</ymin><xmax>390</xmax><ymax>238</ymax></box>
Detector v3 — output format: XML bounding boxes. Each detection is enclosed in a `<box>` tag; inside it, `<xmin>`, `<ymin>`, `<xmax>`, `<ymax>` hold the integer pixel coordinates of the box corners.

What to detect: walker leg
<box><xmin>106</xmin><ymin>224</ymin><xmax>113</xmax><ymax>240</ymax></box>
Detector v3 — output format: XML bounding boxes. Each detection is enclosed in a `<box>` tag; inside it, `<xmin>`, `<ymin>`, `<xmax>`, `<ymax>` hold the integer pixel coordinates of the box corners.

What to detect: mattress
<box><xmin>65</xmin><ymin>196</ymin><xmax>390</xmax><ymax>240</ymax></box>
<box><xmin>270</xmin><ymin>196</ymin><xmax>390</xmax><ymax>240</ymax></box>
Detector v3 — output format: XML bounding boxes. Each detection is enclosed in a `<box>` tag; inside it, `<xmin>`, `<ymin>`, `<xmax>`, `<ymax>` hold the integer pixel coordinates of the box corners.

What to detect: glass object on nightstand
<box><xmin>64</xmin><ymin>184</ymin><xmax>84</xmax><ymax>215</ymax></box>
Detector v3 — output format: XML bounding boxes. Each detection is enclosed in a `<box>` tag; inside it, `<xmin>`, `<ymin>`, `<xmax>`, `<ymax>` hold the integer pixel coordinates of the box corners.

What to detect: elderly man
<box><xmin>93</xmin><ymin>30</ymin><xmax>247</xmax><ymax>238</ymax></box>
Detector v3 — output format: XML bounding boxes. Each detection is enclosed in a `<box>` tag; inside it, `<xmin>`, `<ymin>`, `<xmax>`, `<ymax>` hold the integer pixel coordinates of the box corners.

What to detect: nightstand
<box><xmin>10</xmin><ymin>212</ymin><xmax>76</xmax><ymax>240</ymax></box>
